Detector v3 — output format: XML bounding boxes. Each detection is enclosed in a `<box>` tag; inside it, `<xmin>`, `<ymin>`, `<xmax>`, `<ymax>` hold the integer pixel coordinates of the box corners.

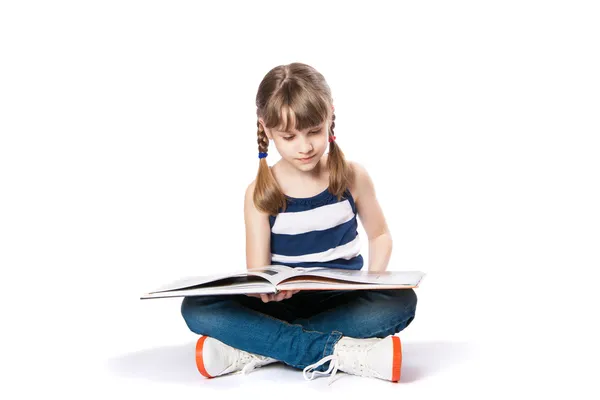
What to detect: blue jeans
<box><xmin>180</xmin><ymin>288</ymin><xmax>417</xmax><ymax>372</ymax></box>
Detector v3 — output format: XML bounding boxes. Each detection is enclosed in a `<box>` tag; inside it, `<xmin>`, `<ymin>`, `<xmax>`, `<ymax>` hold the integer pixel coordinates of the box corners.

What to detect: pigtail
<box><xmin>253</xmin><ymin>120</ymin><xmax>287</xmax><ymax>215</ymax></box>
<box><xmin>327</xmin><ymin>111</ymin><xmax>355</xmax><ymax>201</ymax></box>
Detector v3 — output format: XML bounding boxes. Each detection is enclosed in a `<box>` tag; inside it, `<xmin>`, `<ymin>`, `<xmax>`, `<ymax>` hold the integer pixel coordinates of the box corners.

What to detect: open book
<box><xmin>141</xmin><ymin>265</ymin><xmax>426</xmax><ymax>300</ymax></box>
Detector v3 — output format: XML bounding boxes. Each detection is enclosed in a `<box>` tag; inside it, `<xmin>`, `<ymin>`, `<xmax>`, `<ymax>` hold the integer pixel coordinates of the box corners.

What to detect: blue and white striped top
<box><xmin>268</xmin><ymin>187</ymin><xmax>364</xmax><ymax>270</ymax></box>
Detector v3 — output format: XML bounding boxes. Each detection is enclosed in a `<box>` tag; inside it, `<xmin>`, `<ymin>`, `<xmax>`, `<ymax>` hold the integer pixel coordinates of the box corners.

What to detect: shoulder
<box><xmin>245</xmin><ymin>179</ymin><xmax>256</xmax><ymax>197</ymax></box>
<box><xmin>245</xmin><ymin>179</ymin><xmax>256</xmax><ymax>202</ymax></box>
<box><xmin>244</xmin><ymin>180</ymin><xmax>259</xmax><ymax>212</ymax></box>
<box><xmin>347</xmin><ymin>160</ymin><xmax>373</xmax><ymax>204</ymax></box>
<box><xmin>244</xmin><ymin>179</ymin><xmax>271</xmax><ymax>216</ymax></box>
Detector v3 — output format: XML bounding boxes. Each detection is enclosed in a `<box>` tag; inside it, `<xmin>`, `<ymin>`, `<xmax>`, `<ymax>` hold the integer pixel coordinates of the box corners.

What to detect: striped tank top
<box><xmin>268</xmin><ymin>187</ymin><xmax>364</xmax><ymax>270</ymax></box>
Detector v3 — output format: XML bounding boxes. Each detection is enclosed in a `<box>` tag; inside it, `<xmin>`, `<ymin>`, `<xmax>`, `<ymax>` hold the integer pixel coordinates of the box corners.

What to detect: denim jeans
<box><xmin>180</xmin><ymin>288</ymin><xmax>417</xmax><ymax>372</ymax></box>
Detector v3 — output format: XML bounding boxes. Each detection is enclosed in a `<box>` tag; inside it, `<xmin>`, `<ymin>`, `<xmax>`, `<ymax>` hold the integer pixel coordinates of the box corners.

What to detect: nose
<box><xmin>298</xmin><ymin>136</ymin><xmax>313</xmax><ymax>154</ymax></box>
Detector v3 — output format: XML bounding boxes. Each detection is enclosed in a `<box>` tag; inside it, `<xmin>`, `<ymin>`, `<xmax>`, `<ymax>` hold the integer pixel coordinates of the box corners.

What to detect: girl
<box><xmin>181</xmin><ymin>62</ymin><xmax>417</xmax><ymax>385</ymax></box>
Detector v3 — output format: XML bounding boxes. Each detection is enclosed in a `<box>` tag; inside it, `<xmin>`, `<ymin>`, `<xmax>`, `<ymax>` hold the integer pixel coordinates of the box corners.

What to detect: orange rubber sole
<box><xmin>391</xmin><ymin>336</ymin><xmax>402</xmax><ymax>382</ymax></box>
<box><xmin>196</xmin><ymin>336</ymin><xmax>213</xmax><ymax>378</ymax></box>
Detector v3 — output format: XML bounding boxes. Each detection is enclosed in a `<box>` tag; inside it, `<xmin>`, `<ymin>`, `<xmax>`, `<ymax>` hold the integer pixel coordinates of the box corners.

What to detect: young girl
<box><xmin>181</xmin><ymin>62</ymin><xmax>417</xmax><ymax>385</ymax></box>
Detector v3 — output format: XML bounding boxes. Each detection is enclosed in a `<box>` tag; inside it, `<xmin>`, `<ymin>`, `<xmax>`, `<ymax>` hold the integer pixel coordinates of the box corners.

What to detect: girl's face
<box><xmin>261</xmin><ymin>119</ymin><xmax>330</xmax><ymax>172</ymax></box>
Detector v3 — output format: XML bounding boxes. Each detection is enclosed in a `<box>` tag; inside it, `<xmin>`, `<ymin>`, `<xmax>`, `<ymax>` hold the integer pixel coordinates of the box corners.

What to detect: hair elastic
<box><xmin>328</xmin><ymin>135</ymin><xmax>336</xmax><ymax>143</ymax></box>
<box><xmin>258</xmin><ymin>152</ymin><xmax>268</xmax><ymax>159</ymax></box>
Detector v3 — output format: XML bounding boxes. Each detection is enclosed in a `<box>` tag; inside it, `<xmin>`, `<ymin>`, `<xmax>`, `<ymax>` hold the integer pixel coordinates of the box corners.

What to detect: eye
<box><xmin>309</xmin><ymin>130</ymin><xmax>321</xmax><ymax>135</ymax></box>
<box><xmin>283</xmin><ymin>136</ymin><xmax>295</xmax><ymax>141</ymax></box>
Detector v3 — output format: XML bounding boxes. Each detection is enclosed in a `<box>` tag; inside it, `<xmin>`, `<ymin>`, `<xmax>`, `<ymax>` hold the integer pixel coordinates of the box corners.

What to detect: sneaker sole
<box><xmin>195</xmin><ymin>336</ymin><xmax>213</xmax><ymax>378</ymax></box>
<box><xmin>392</xmin><ymin>336</ymin><xmax>402</xmax><ymax>382</ymax></box>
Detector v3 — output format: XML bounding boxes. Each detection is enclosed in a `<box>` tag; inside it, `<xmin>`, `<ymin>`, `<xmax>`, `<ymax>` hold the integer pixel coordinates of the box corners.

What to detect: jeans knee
<box><xmin>402</xmin><ymin>289</ymin><xmax>417</xmax><ymax>329</ymax></box>
<box><xmin>384</xmin><ymin>289</ymin><xmax>417</xmax><ymax>332</ymax></box>
<box><xmin>180</xmin><ymin>297</ymin><xmax>197</xmax><ymax>332</ymax></box>
<box><xmin>180</xmin><ymin>295</ymin><xmax>234</xmax><ymax>335</ymax></box>
<box><xmin>180</xmin><ymin>296</ymin><xmax>192</xmax><ymax>319</ymax></box>
<box><xmin>180</xmin><ymin>296</ymin><xmax>217</xmax><ymax>334</ymax></box>
<box><xmin>405</xmin><ymin>288</ymin><xmax>418</xmax><ymax>314</ymax></box>
<box><xmin>388</xmin><ymin>288</ymin><xmax>417</xmax><ymax>317</ymax></box>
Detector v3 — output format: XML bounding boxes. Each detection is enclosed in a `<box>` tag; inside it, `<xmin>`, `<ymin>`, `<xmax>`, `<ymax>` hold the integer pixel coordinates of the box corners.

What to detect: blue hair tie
<box><xmin>258</xmin><ymin>152</ymin><xmax>268</xmax><ymax>159</ymax></box>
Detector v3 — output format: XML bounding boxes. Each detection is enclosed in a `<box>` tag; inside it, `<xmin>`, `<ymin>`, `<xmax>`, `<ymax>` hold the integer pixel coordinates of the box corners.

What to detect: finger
<box><xmin>275</xmin><ymin>292</ymin><xmax>286</xmax><ymax>302</ymax></box>
<box><xmin>284</xmin><ymin>291</ymin><xmax>293</xmax><ymax>299</ymax></box>
<box><xmin>260</xmin><ymin>294</ymin><xmax>269</xmax><ymax>303</ymax></box>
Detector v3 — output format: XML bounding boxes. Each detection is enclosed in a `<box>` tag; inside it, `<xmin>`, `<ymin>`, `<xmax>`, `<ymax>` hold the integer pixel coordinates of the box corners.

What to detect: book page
<box><xmin>147</xmin><ymin>271</ymin><xmax>254</xmax><ymax>293</ymax></box>
<box><xmin>246</xmin><ymin>265</ymin><xmax>298</xmax><ymax>285</ymax></box>
<box><xmin>285</xmin><ymin>268</ymin><xmax>425</xmax><ymax>286</ymax></box>
<box><xmin>147</xmin><ymin>265</ymin><xmax>297</xmax><ymax>295</ymax></box>
<box><xmin>141</xmin><ymin>281</ymin><xmax>276</xmax><ymax>299</ymax></box>
<box><xmin>276</xmin><ymin>281</ymin><xmax>419</xmax><ymax>291</ymax></box>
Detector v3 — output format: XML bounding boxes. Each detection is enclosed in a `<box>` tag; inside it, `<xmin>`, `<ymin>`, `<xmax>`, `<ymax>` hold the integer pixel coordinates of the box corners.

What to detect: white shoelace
<box><xmin>303</xmin><ymin>355</ymin><xmax>341</xmax><ymax>385</ymax></box>
<box><xmin>303</xmin><ymin>339</ymin><xmax>381</xmax><ymax>385</ymax></box>
<box><xmin>236</xmin><ymin>352</ymin><xmax>274</xmax><ymax>375</ymax></box>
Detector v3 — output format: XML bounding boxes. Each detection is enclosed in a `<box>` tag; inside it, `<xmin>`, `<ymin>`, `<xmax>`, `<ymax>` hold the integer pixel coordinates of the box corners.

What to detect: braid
<box><xmin>330</xmin><ymin>111</ymin><xmax>336</xmax><ymax>138</ymax></box>
<box><xmin>254</xmin><ymin>119</ymin><xmax>286</xmax><ymax>215</ymax></box>
<box><xmin>327</xmin><ymin>109</ymin><xmax>354</xmax><ymax>200</ymax></box>
<box><xmin>257</xmin><ymin>121</ymin><xmax>269</xmax><ymax>153</ymax></box>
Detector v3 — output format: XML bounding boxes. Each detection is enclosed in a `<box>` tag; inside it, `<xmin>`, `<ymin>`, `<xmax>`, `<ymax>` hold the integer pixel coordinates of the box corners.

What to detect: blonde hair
<box><xmin>253</xmin><ymin>63</ymin><xmax>354</xmax><ymax>216</ymax></box>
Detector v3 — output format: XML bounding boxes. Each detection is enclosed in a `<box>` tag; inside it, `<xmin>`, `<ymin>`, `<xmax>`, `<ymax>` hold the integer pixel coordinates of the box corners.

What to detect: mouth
<box><xmin>297</xmin><ymin>154</ymin><xmax>316</xmax><ymax>162</ymax></box>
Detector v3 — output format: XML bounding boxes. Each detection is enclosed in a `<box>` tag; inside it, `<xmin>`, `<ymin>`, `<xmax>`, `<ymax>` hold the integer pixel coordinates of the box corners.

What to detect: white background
<box><xmin>1</xmin><ymin>1</ymin><xmax>599</xmax><ymax>398</ymax></box>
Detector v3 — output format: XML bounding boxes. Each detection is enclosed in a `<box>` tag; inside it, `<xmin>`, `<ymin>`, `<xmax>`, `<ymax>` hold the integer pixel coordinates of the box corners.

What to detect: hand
<box><xmin>245</xmin><ymin>290</ymin><xmax>301</xmax><ymax>303</ymax></box>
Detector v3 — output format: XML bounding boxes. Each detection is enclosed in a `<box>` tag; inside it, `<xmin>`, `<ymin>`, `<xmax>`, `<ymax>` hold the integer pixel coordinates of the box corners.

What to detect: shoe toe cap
<box><xmin>196</xmin><ymin>336</ymin><xmax>234</xmax><ymax>378</ymax></box>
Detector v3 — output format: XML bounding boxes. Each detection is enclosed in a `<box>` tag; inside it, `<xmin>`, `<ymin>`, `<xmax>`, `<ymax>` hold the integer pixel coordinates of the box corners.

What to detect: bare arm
<box><xmin>244</xmin><ymin>180</ymin><xmax>272</xmax><ymax>271</ymax></box>
<box><xmin>244</xmin><ymin>181</ymin><xmax>299</xmax><ymax>302</ymax></box>
<box><xmin>351</xmin><ymin>162</ymin><xmax>393</xmax><ymax>272</ymax></box>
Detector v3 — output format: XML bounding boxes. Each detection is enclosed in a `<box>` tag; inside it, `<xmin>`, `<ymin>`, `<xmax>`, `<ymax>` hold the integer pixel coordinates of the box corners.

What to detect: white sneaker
<box><xmin>195</xmin><ymin>336</ymin><xmax>279</xmax><ymax>378</ymax></box>
<box><xmin>303</xmin><ymin>335</ymin><xmax>402</xmax><ymax>385</ymax></box>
